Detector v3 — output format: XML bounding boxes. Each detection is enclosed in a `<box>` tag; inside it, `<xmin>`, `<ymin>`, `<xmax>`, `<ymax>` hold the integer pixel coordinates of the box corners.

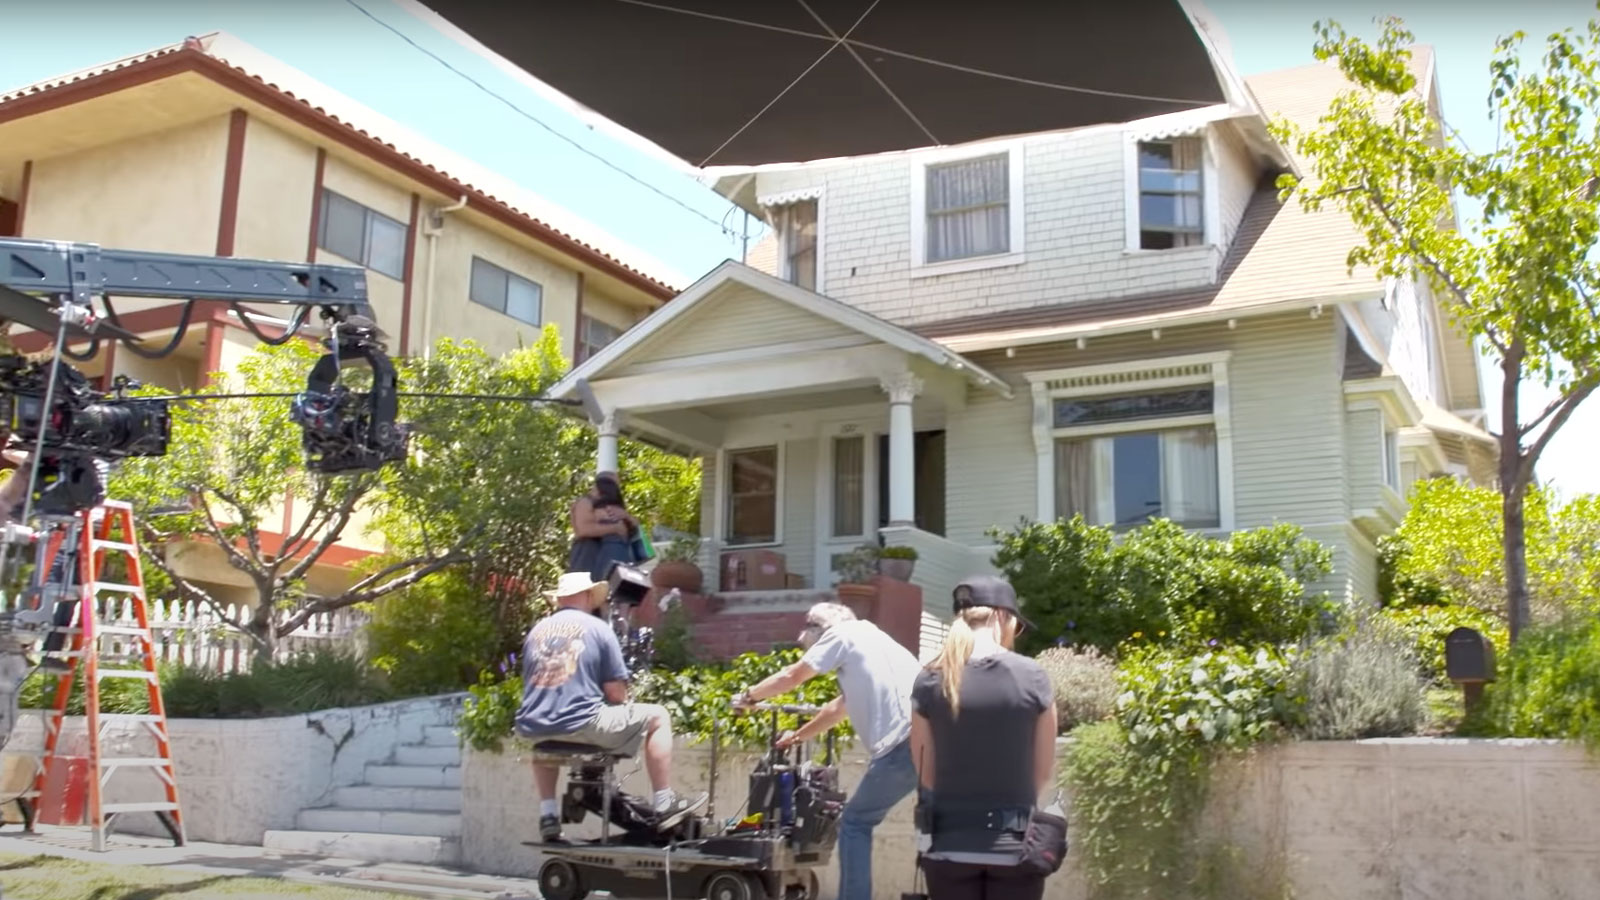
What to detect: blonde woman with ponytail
<box><xmin>908</xmin><ymin>576</ymin><xmax>1058</xmax><ymax>900</ymax></box>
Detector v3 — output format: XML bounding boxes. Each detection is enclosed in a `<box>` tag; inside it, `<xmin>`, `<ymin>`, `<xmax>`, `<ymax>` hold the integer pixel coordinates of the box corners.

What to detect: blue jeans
<box><xmin>838</xmin><ymin>737</ymin><xmax>917</xmax><ymax>900</ymax></box>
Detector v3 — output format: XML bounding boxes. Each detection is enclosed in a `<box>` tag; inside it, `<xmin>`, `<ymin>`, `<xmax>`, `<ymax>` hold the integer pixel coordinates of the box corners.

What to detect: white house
<box><xmin>549</xmin><ymin>48</ymin><xmax>1494</xmax><ymax>646</ymax></box>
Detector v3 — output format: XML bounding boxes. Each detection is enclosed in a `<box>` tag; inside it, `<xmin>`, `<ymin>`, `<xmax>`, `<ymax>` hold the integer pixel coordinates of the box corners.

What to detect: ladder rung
<box><xmin>91</xmin><ymin>582</ymin><xmax>145</xmax><ymax>596</ymax></box>
<box><xmin>99</xmin><ymin>757</ymin><xmax>172</xmax><ymax>769</ymax></box>
<box><xmin>95</xmin><ymin>714</ymin><xmax>166</xmax><ymax>724</ymax></box>
<box><xmin>102</xmin><ymin>801</ymin><xmax>180</xmax><ymax>814</ymax></box>
<box><xmin>96</xmin><ymin>669</ymin><xmax>157</xmax><ymax>680</ymax></box>
<box><xmin>90</xmin><ymin>541</ymin><xmax>137</xmax><ymax>552</ymax></box>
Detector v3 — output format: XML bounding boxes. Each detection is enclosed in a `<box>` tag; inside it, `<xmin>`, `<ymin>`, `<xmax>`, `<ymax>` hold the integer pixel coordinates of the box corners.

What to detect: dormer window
<box><xmin>1137</xmin><ymin>138</ymin><xmax>1205</xmax><ymax>249</ymax></box>
<box><xmin>926</xmin><ymin>153</ymin><xmax>1010</xmax><ymax>262</ymax></box>
<box><xmin>771</xmin><ymin>199</ymin><xmax>819</xmax><ymax>291</ymax></box>
<box><xmin>909</xmin><ymin>143</ymin><xmax>1026</xmax><ymax>275</ymax></box>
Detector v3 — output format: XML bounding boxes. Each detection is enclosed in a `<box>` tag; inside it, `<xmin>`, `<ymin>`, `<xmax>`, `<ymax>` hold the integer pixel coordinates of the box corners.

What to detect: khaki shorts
<box><xmin>537</xmin><ymin>703</ymin><xmax>661</xmax><ymax>758</ymax></box>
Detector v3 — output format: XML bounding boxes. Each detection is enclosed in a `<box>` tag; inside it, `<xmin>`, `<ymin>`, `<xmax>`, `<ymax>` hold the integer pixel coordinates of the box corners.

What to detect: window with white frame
<box><xmin>831</xmin><ymin>434</ymin><xmax>865</xmax><ymax>537</ymax></box>
<box><xmin>1034</xmin><ymin>356</ymin><xmax>1231</xmax><ymax>531</ymax></box>
<box><xmin>925</xmin><ymin>152</ymin><xmax>1011</xmax><ymax>263</ymax></box>
<box><xmin>577</xmin><ymin>314</ymin><xmax>624</xmax><ymax>363</ymax></box>
<box><xmin>1136</xmin><ymin>138</ymin><xmax>1205</xmax><ymax>249</ymax></box>
<box><xmin>726</xmin><ymin>446</ymin><xmax>779</xmax><ymax>546</ymax></box>
<box><xmin>469</xmin><ymin>257</ymin><xmax>543</xmax><ymax>326</ymax></box>
<box><xmin>318</xmin><ymin>189</ymin><xmax>408</xmax><ymax>279</ymax></box>
<box><xmin>770</xmin><ymin>200</ymin><xmax>818</xmax><ymax>290</ymax></box>
<box><xmin>1382</xmin><ymin>427</ymin><xmax>1400</xmax><ymax>491</ymax></box>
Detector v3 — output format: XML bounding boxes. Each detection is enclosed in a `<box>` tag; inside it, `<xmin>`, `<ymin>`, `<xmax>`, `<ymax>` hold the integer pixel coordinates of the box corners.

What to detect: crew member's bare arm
<box><xmin>602</xmin><ymin>680</ymin><xmax>628</xmax><ymax>705</ymax></box>
<box><xmin>571</xmin><ymin>497</ymin><xmax>628</xmax><ymax>538</ymax></box>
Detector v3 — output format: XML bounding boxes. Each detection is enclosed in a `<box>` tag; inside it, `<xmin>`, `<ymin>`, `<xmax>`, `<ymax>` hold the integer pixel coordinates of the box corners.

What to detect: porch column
<box><xmin>596</xmin><ymin>411</ymin><xmax>620</xmax><ymax>475</ymax></box>
<box><xmin>880</xmin><ymin>373</ymin><xmax>923</xmax><ymax>526</ymax></box>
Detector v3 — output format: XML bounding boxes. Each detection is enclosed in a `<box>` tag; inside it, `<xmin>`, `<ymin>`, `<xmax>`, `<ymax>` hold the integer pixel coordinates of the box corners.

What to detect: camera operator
<box><xmin>732</xmin><ymin>601</ymin><xmax>922</xmax><ymax>900</ymax></box>
<box><xmin>909</xmin><ymin>576</ymin><xmax>1060</xmax><ymax>900</ymax></box>
<box><xmin>516</xmin><ymin>571</ymin><xmax>706</xmax><ymax>843</ymax></box>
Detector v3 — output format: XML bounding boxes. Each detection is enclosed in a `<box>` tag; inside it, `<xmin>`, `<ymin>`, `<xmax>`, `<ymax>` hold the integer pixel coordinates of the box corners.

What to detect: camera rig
<box><xmin>0</xmin><ymin>238</ymin><xmax>602</xmax><ymax>753</ymax></box>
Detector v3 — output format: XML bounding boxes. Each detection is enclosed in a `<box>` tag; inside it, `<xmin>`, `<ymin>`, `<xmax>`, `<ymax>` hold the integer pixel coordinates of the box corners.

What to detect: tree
<box><xmin>1272</xmin><ymin>17</ymin><xmax>1600</xmax><ymax>641</ymax></box>
<box><xmin>1382</xmin><ymin>476</ymin><xmax>1600</xmax><ymax>620</ymax></box>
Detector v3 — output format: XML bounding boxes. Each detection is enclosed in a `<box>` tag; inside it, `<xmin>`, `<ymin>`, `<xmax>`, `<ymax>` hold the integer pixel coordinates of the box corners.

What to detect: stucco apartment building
<box><xmin>0</xmin><ymin>33</ymin><xmax>676</xmax><ymax>601</ymax></box>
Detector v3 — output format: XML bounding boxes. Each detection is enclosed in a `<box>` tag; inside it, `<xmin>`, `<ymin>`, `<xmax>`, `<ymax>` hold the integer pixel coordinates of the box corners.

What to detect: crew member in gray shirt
<box><xmin>734</xmin><ymin>601</ymin><xmax>922</xmax><ymax>900</ymax></box>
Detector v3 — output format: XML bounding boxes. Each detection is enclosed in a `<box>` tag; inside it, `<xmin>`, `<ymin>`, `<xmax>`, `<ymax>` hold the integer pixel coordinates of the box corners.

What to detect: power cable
<box><xmin>339</xmin><ymin>0</ymin><xmax>742</xmax><ymax>240</ymax></box>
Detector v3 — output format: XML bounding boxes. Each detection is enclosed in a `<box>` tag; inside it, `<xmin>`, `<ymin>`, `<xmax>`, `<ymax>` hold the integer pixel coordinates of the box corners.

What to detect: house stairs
<box><xmin>263</xmin><ymin>722</ymin><xmax>465</xmax><ymax>866</ymax></box>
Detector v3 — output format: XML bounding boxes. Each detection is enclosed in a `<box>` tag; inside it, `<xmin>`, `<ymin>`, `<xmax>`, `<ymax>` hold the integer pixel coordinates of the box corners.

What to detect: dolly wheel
<box><xmin>705</xmin><ymin>870</ymin><xmax>768</xmax><ymax>900</ymax></box>
<box><xmin>538</xmin><ymin>859</ymin><xmax>588</xmax><ymax>900</ymax></box>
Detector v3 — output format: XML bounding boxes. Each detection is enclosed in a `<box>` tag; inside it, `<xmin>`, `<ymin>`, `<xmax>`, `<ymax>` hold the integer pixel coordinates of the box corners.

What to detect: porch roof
<box><xmin>549</xmin><ymin>261</ymin><xmax>1012</xmax><ymax>414</ymax></box>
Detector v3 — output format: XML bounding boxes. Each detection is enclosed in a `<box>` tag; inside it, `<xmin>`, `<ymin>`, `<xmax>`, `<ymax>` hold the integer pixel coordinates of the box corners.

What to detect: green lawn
<box><xmin>0</xmin><ymin>852</ymin><xmax>422</xmax><ymax>900</ymax></box>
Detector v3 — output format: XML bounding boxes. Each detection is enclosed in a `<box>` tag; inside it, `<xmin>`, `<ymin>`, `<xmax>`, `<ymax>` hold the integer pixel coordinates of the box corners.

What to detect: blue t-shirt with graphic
<box><xmin>515</xmin><ymin>607</ymin><xmax>629</xmax><ymax>737</ymax></box>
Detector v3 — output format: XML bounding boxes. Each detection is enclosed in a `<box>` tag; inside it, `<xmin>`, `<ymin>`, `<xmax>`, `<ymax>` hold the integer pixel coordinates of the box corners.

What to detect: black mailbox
<box><xmin>1445</xmin><ymin>627</ymin><xmax>1496</xmax><ymax>684</ymax></box>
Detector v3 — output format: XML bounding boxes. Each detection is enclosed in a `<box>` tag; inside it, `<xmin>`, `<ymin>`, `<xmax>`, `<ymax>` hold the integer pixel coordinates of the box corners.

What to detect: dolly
<box><xmin>526</xmin><ymin>701</ymin><xmax>845</xmax><ymax>900</ymax></box>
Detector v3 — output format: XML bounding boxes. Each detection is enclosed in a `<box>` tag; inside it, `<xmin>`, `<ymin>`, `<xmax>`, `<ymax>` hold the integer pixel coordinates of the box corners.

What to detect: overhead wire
<box><xmin>338</xmin><ymin>0</ymin><xmax>743</xmax><ymax>242</ymax></box>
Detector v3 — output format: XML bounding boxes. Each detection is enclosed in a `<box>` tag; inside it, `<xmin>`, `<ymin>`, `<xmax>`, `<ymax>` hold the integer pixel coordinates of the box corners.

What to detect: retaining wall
<box><xmin>1</xmin><ymin>693</ymin><xmax>462</xmax><ymax>844</ymax></box>
<box><xmin>461</xmin><ymin>737</ymin><xmax>1600</xmax><ymax>900</ymax></box>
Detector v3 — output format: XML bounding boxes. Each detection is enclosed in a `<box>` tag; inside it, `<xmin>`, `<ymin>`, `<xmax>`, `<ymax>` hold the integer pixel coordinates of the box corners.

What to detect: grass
<box><xmin>0</xmin><ymin>852</ymin><xmax>422</xmax><ymax>900</ymax></box>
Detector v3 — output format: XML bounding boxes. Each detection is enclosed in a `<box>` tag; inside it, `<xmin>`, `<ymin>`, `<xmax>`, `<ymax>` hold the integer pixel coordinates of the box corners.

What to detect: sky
<box><xmin>1</xmin><ymin>0</ymin><xmax>1598</xmax><ymax>494</ymax></box>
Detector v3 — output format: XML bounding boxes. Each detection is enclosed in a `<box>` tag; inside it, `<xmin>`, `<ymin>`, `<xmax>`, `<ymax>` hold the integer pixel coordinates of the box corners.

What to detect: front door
<box><xmin>877</xmin><ymin>430</ymin><xmax>947</xmax><ymax>536</ymax></box>
<box><xmin>816</xmin><ymin>422</ymin><xmax>878</xmax><ymax>587</ymax></box>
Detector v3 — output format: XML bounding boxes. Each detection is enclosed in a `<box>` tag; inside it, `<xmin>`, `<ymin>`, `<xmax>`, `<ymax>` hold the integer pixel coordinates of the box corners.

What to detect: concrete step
<box><xmin>263</xmin><ymin>829</ymin><xmax>461</xmax><ymax>867</ymax></box>
<box><xmin>394</xmin><ymin>744</ymin><xmax>462</xmax><ymax>767</ymax></box>
<box><xmin>366</xmin><ymin>764</ymin><xmax>462</xmax><ymax>789</ymax></box>
<box><xmin>297</xmin><ymin>808</ymin><xmax>462</xmax><ymax>839</ymax></box>
<box><xmin>333</xmin><ymin>785</ymin><xmax>462</xmax><ymax>813</ymax></box>
<box><xmin>423</xmin><ymin>725</ymin><xmax>459</xmax><ymax>747</ymax></box>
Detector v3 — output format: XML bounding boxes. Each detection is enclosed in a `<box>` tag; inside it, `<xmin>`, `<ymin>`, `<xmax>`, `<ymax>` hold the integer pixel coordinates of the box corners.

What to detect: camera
<box><xmin>0</xmin><ymin>356</ymin><xmax>169</xmax><ymax>459</ymax></box>
<box><xmin>289</xmin><ymin>322</ymin><xmax>410</xmax><ymax>475</ymax></box>
<box><xmin>603</xmin><ymin>562</ymin><xmax>655</xmax><ymax>673</ymax></box>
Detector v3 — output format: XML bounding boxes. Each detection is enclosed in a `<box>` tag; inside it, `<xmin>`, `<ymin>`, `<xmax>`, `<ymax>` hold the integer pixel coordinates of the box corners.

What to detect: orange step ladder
<box><xmin>24</xmin><ymin>501</ymin><xmax>184</xmax><ymax>850</ymax></box>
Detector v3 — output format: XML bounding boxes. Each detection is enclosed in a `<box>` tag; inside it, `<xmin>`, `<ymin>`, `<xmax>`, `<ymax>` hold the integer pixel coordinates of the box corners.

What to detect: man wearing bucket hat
<box><xmin>517</xmin><ymin>571</ymin><xmax>706</xmax><ymax>842</ymax></box>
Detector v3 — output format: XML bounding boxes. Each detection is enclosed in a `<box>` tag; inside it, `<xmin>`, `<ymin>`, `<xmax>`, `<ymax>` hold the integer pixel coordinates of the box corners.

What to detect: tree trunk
<box><xmin>1499</xmin><ymin>346</ymin><xmax>1532</xmax><ymax>643</ymax></box>
<box><xmin>249</xmin><ymin>585</ymin><xmax>278</xmax><ymax>668</ymax></box>
<box><xmin>1501</xmin><ymin>473</ymin><xmax>1532</xmax><ymax>643</ymax></box>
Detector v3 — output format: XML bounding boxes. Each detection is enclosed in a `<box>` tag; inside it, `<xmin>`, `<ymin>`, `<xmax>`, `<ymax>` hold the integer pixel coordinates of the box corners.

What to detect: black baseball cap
<box><xmin>952</xmin><ymin>575</ymin><xmax>1034</xmax><ymax>631</ymax></box>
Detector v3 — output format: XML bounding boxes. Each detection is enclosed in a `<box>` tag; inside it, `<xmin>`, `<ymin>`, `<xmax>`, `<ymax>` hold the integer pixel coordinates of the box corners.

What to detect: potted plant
<box><xmin>650</xmin><ymin>536</ymin><xmax>704</xmax><ymax>594</ymax></box>
<box><xmin>877</xmin><ymin>545</ymin><xmax>919</xmax><ymax>581</ymax></box>
<box><xmin>834</xmin><ymin>544</ymin><xmax>880</xmax><ymax>611</ymax></box>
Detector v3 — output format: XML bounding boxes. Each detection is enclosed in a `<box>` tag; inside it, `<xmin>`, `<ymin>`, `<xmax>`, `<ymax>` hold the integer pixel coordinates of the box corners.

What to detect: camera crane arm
<box><xmin>0</xmin><ymin>238</ymin><xmax>371</xmax><ymax>331</ymax></box>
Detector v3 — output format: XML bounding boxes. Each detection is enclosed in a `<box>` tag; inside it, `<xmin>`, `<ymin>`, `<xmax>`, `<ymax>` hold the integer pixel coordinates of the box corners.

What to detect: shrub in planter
<box><xmin>877</xmin><ymin>545</ymin><xmax>918</xmax><ymax>581</ymax></box>
<box><xmin>651</xmin><ymin>536</ymin><xmax>704</xmax><ymax>593</ymax></box>
<box><xmin>1290</xmin><ymin>626</ymin><xmax>1427</xmax><ymax>740</ymax></box>
<box><xmin>1035</xmin><ymin>645</ymin><xmax>1117</xmax><ymax>732</ymax></box>
<box><xmin>1485</xmin><ymin>614</ymin><xmax>1600</xmax><ymax>747</ymax></box>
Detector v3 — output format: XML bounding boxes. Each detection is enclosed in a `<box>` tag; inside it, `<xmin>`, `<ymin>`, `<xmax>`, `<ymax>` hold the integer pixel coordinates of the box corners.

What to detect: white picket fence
<box><xmin>6</xmin><ymin>595</ymin><xmax>366</xmax><ymax>674</ymax></box>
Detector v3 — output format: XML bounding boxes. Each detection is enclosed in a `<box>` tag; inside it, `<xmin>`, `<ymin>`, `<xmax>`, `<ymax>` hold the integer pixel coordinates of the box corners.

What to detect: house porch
<box><xmin>549</xmin><ymin>262</ymin><xmax>1010</xmax><ymax>658</ymax></box>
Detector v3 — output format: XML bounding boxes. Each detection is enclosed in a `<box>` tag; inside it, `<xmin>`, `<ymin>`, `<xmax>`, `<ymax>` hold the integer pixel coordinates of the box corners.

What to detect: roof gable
<box><xmin>552</xmin><ymin>261</ymin><xmax>1010</xmax><ymax>398</ymax></box>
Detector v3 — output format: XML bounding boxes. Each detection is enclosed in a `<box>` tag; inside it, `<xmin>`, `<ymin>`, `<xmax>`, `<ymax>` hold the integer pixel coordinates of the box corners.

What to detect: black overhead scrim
<box><xmin>417</xmin><ymin>0</ymin><xmax>1230</xmax><ymax>167</ymax></box>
